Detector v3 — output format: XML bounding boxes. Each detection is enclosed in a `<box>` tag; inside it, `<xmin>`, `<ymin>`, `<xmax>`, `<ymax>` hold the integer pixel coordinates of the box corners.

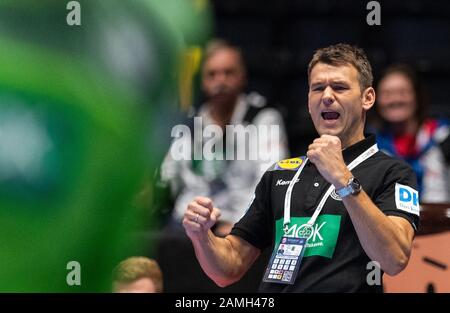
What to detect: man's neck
<box><xmin>341</xmin><ymin>132</ymin><xmax>365</xmax><ymax>150</ymax></box>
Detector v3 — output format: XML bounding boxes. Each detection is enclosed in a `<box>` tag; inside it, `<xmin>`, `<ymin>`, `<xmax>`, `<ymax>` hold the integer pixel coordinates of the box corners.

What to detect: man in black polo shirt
<box><xmin>182</xmin><ymin>43</ymin><xmax>419</xmax><ymax>292</ymax></box>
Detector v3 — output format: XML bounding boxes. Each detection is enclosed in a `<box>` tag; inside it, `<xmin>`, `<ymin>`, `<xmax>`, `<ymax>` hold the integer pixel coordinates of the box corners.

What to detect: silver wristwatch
<box><xmin>335</xmin><ymin>177</ymin><xmax>362</xmax><ymax>198</ymax></box>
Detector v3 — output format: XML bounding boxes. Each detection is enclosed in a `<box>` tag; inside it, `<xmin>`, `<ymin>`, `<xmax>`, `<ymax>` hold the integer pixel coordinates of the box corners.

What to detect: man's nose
<box><xmin>322</xmin><ymin>86</ymin><xmax>335</xmax><ymax>106</ymax></box>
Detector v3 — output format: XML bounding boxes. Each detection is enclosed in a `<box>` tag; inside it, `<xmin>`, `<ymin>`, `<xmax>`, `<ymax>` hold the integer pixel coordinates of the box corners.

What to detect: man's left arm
<box><xmin>308</xmin><ymin>135</ymin><xmax>415</xmax><ymax>276</ymax></box>
<box><xmin>340</xmin><ymin>191</ymin><xmax>414</xmax><ymax>275</ymax></box>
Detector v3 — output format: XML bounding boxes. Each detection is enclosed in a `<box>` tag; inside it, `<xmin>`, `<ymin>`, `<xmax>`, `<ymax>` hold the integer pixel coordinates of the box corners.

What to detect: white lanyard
<box><xmin>283</xmin><ymin>144</ymin><xmax>379</xmax><ymax>234</ymax></box>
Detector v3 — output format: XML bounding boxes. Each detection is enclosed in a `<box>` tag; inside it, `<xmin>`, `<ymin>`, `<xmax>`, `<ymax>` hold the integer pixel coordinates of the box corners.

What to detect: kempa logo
<box><xmin>275</xmin><ymin>178</ymin><xmax>299</xmax><ymax>186</ymax></box>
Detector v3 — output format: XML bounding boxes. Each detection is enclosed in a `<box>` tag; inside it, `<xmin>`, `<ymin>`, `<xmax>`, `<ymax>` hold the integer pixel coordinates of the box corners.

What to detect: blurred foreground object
<box><xmin>0</xmin><ymin>0</ymin><xmax>210</xmax><ymax>291</ymax></box>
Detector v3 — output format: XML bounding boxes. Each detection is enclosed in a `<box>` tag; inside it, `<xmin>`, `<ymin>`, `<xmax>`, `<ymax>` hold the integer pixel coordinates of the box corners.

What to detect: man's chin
<box><xmin>318</xmin><ymin>128</ymin><xmax>342</xmax><ymax>137</ymax></box>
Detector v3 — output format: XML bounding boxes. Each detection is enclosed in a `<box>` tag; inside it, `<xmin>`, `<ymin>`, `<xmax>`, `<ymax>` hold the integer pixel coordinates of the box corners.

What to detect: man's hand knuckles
<box><xmin>187</xmin><ymin>202</ymin><xmax>196</xmax><ymax>210</ymax></box>
<box><xmin>194</xmin><ymin>196</ymin><xmax>205</xmax><ymax>203</ymax></box>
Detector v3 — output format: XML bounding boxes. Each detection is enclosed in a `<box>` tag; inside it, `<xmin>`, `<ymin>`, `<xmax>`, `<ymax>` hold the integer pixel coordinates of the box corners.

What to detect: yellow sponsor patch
<box><xmin>276</xmin><ymin>157</ymin><xmax>303</xmax><ymax>170</ymax></box>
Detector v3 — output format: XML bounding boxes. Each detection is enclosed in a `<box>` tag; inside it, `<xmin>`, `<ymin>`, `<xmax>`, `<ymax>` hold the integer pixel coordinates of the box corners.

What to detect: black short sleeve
<box><xmin>374</xmin><ymin>160</ymin><xmax>420</xmax><ymax>231</ymax></box>
<box><xmin>230</xmin><ymin>171</ymin><xmax>273</xmax><ymax>250</ymax></box>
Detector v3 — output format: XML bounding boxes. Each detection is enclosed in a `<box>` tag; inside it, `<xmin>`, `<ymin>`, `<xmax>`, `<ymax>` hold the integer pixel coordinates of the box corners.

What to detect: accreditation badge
<box><xmin>263</xmin><ymin>236</ymin><xmax>306</xmax><ymax>284</ymax></box>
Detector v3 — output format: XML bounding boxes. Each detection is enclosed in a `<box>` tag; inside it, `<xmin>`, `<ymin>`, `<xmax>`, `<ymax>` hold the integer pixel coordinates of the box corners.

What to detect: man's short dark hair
<box><xmin>308</xmin><ymin>43</ymin><xmax>373</xmax><ymax>92</ymax></box>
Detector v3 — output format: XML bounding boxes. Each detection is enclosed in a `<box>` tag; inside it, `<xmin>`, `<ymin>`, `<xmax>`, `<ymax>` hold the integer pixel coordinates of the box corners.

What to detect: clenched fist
<box><xmin>183</xmin><ymin>196</ymin><xmax>222</xmax><ymax>240</ymax></box>
<box><xmin>307</xmin><ymin>135</ymin><xmax>352</xmax><ymax>189</ymax></box>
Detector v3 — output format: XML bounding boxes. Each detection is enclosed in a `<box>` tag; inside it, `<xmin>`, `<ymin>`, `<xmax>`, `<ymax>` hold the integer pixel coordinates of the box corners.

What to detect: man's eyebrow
<box><xmin>310</xmin><ymin>79</ymin><xmax>350</xmax><ymax>86</ymax></box>
<box><xmin>331</xmin><ymin>80</ymin><xmax>350</xmax><ymax>85</ymax></box>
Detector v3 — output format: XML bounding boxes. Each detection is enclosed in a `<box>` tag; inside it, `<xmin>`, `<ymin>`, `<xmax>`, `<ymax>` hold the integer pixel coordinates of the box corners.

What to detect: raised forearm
<box><xmin>342</xmin><ymin>191</ymin><xmax>413</xmax><ymax>275</ymax></box>
<box><xmin>183</xmin><ymin>197</ymin><xmax>260</xmax><ymax>287</ymax></box>
<box><xmin>190</xmin><ymin>231</ymin><xmax>240</xmax><ymax>286</ymax></box>
<box><xmin>307</xmin><ymin>135</ymin><xmax>414</xmax><ymax>275</ymax></box>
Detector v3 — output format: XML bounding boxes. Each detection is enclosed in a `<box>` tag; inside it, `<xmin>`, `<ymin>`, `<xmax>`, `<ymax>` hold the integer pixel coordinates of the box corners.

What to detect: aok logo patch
<box><xmin>275</xmin><ymin>215</ymin><xmax>341</xmax><ymax>259</ymax></box>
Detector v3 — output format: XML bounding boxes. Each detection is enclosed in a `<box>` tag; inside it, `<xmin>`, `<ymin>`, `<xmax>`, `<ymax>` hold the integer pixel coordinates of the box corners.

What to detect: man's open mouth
<box><xmin>321</xmin><ymin>111</ymin><xmax>340</xmax><ymax>120</ymax></box>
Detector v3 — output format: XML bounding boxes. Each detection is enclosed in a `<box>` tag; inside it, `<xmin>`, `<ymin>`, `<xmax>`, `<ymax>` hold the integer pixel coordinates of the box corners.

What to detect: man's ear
<box><xmin>362</xmin><ymin>87</ymin><xmax>375</xmax><ymax>111</ymax></box>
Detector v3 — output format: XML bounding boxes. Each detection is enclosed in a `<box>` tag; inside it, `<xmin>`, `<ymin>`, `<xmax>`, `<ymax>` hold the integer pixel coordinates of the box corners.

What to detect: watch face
<box><xmin>351</xmin><ymin>177</ymin><xmax>362</xmax><ymax>192</ymax></box>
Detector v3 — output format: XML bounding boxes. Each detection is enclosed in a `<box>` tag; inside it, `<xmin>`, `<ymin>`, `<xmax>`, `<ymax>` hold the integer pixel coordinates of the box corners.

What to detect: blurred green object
<box><xmin>0</xmin><ymin>0</ymin><xmax>211</xmax><ymax>292</ymax></box>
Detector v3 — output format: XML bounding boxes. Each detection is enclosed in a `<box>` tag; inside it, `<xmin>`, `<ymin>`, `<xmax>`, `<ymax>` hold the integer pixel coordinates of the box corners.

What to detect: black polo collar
<box><xmin>342</xmin><ymin>134</ymin><xmax>377</xmax><ymax>164</ymax></box>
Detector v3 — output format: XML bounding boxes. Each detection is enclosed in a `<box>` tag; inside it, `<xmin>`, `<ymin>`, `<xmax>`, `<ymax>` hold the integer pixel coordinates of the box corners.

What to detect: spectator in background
<box><xmin>112</xmin><ymin>257</ymin><xmax>163</xmax><ymax>293</ymax></box>
<box><xmin>159</xmin><ymin>39</ymin><xmax>289</xmax><ymax>236</ymax></box>
<box><xmin>371</xmin><ymin>64</ymin><xmax>450</xmax><ymax>202</ymax></box>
